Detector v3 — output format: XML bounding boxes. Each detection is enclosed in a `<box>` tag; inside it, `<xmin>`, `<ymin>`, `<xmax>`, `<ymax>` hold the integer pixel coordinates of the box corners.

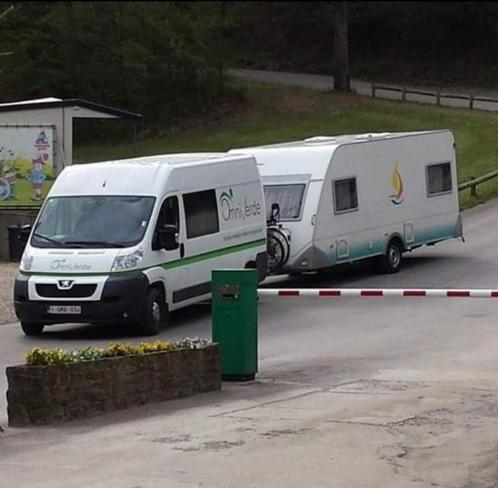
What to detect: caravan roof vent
<box><xmin>303</xmin><ymin>136</ymin><xmax>337</xmax><ymax>145</ymax></box>
<box><xmin>354</xmin><ymin>132</ymin><xmax>391</xmax><ymax>140</ymax></box>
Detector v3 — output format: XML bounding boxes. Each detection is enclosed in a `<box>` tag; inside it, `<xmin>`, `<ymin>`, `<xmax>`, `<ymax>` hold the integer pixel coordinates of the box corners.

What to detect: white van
<box><xmin>15</xmin><ymin>153</ymin><xmax>267</xmax><ymax>336</ymax></box>
<box><xmin>230</xmin><ymin>130</ymin><xmax>462</xmax><ymax>275</ymax></box>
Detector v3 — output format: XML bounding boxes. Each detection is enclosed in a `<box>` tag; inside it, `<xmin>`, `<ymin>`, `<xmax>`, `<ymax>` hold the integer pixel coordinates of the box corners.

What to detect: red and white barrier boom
<box><xmin>258</xmin><ymin>288</ymin><xmax>498</xmax><ymax>298</ymax></box>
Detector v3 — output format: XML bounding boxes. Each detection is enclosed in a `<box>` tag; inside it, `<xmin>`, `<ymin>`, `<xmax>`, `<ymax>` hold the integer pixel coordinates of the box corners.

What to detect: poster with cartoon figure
<box><xmin>26</xmin><ymin>155</ymin><xmax>47</xmax><ymax>202</ymax></box>
<box><xmin>0</xmin><ymin>127</ymin><xmax>54</xmax><ymax>207</ymax></box>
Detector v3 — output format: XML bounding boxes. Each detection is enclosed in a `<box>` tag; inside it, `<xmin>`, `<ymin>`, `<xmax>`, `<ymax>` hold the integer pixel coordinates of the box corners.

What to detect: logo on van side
<box><xmin>219</xmin><ymin>188</ymin><xmax>262</xmax><ymax>222</ymax></box>
<box><xmin>390</xmin><ymin>163</ymin><xmax>405</xmax><ymax>205</ymax></box>
<box><xmin>51</xmin><ymin>259</ymin><xmax>91</xmax><ymax>271</ymax></box>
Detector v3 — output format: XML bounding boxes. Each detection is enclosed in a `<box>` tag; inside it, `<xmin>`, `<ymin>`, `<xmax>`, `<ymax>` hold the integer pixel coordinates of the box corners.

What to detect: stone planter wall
<box><xmin>6</xmin><ymin>345</ymin><xmax>221</xmax><ymax>426</ymax></box>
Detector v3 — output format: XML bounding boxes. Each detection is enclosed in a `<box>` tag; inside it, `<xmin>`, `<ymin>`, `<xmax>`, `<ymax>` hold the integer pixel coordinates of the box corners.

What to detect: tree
<box><xmin>0</xmin><ymin>4</ymin><xmax>13</xmax><ymax>21</ymax></box>
<box><xmin>333</xmin><ymin>1</ymin><xmax>350</xmax><ymax>91</ymax></box>
<box><xmin>1</xmin><ymin>2</ymin><xmax>226</xmax><ymax>129</ymax></box>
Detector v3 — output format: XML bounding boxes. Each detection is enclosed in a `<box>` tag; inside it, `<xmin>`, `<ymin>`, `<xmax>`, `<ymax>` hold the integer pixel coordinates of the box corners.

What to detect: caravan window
<box><xmin>264</xmin><ymin>184</ymin><xmax>305</xmax><ymax>220</ymax></box>
<box><xmin>183</xmin><ymin>190</ymin><xmax>220</xmax><ymax>238</ymax></box>
<box><xmin>333</xmin><ymin>178</ymin><xmax>358</xmax><ymax>213</ymax></box>
<box><xmin>427</xmin><ymin>162</ymin><xmax>452</xmax><ymax>195</ymax></box>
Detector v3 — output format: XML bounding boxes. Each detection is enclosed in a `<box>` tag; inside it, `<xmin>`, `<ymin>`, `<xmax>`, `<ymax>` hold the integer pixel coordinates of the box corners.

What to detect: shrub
<box><xmin>26</xmin><ymin>348</ymin><xmax>71</xmax><ymax>366</ymax></box>
<box><xmin>103</xmin><ymin>343</ymin><xmax>136</xmax><ymax>358</ymax></box>
<box><xmin>25</xmin><ymin>337</ymin><xmax>211</xmax><ymax>366</ymax></box>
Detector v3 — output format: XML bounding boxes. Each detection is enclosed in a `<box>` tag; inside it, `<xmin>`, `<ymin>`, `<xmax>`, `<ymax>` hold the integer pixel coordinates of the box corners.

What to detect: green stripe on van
<box><xmin>162</xmin><ymin>238</ymin><xmax>266</xmax><ymax>270</ymax></box>
<box><xmin>20</xmin><ymin>238</ymin><xmax>266</xmax><ymax>277</ymax></box>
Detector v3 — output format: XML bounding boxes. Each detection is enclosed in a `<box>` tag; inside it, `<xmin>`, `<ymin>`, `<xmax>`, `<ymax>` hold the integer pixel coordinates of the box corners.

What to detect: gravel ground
<box><xmin>0</xmin><ymin>262</ymin><xmax>17</xmax><ymax>325</ymax></box>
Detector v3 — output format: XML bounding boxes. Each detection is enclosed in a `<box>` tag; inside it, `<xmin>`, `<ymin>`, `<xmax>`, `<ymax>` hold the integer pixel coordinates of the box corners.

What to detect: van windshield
<box><xmin>264</xmin><ymin>184</ymin><xmax>305</xmax><ymax>220</ymax></box>
<box><xmin>31</xmin><ymin>196</ymin><xmax>156</xmax><ymax>248</ymax></box>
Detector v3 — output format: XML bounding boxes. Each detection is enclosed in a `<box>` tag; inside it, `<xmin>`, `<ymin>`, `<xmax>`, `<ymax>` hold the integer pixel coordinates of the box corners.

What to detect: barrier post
<box><xmin>212</xmin><ymin>269</ymin><xmax>258</xmax><ymax>381</ymax></box>
<box><xmin>470</xmin><ymin>175</ymin><xmax>477</xmax><ymax>197</ymax></box>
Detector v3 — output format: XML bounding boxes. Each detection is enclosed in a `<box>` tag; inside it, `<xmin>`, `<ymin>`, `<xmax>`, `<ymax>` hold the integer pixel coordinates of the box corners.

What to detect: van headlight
<box><xmin>111</xmin><ymin>248</ymin><xmax>144</xmax><ymax>272</ymax></box>
<box><xmin>21</xmin><ymin>252</ymin><xmax>34</xmax><ymax>272</ymax></box>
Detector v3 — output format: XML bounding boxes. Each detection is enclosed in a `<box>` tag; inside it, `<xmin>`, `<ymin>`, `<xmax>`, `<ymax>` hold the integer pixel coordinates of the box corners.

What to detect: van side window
<box><xmin>333</xmin><ymin>178</ymin><xmax>358</xmax><ymax>213</ymax></box>
<box><xmin>183</xmin><ymin>190</ymin><xmax>220</xmax><ymax>238</ymax></box>
<box><xmin>153</xmin><ymin>196</ymin><xmax>179</xmax><ymax>249</ymax></box>
<box><xmin>427</xmin><ymin>162</ymin><xmax>452</xmax><ymax>195</ymax></box>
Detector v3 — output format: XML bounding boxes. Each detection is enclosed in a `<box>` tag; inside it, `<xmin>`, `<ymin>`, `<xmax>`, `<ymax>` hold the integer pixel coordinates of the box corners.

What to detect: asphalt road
<box><xmin>2</xmin><ymin>199</ymin><xmax>498</xmax><ymax>487</ymax></box>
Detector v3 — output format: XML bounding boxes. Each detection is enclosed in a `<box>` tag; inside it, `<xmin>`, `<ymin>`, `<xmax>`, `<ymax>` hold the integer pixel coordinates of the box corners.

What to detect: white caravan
<box><xmin>230</xmin><ymin>130</ymin><xmax>462</xmax><ymax>275</ymax></box>
<box><xmin>15</xmin><ymin>153</ymin><xmax>267</xmax><ymax>336</ymax></box>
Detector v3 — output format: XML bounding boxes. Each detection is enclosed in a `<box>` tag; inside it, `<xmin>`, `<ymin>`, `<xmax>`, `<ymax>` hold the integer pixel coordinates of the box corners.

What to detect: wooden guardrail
<box><xmin>459</xmin><ymin>170</ymin><xmax>498</xmax><ymax>196</ymax></box>
<box><xmin>371</xmin><ymin>82</ymin><xmax>498</xmax><ymax>110</ymax></box>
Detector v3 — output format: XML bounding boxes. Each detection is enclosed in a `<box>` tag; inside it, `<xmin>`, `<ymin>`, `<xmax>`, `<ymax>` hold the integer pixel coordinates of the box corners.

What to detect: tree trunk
<box><xmin>218</xmin><ymin>1</ymin><xmax>227</xmax><ymax>86</ymax></box>
<box><xmin>333</xmin><ymin>1</ymin><xmax>351</xmax><ymax>92</ymax></box>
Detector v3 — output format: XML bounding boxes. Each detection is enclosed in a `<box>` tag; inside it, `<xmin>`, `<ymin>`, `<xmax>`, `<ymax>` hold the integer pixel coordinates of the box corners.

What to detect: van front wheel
<box><xmin>21</xmin><ymin>322</ymin><xmax>44</xmax><ymax>336</ymax></box>
<box><xmin>139</xmin><ymin>287</ymin><xmax>166</xmax><ymax>336</ymax></box>
<box><xmin>379</xmin><ymin>240</ymin><xmax>403</xmax><ymax>274</ymax></box>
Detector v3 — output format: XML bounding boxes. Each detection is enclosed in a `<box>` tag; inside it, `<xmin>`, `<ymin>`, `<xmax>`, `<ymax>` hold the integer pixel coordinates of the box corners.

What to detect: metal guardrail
<box><xmin>458</xmin><ymin>170</ymin><xmax>498</xmax><ymax>196</ymax></box>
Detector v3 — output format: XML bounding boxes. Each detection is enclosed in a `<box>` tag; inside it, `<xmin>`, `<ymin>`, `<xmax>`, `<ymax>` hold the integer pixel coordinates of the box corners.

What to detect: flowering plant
<box><xmin>26</xmin><ymin>337</ymin><xmax>211</xmax><ymax>366</ymax></box>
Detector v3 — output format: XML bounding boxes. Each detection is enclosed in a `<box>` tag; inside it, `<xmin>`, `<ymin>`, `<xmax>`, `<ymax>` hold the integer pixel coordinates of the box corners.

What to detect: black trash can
<box><xmin>8</xmin><ymin>224</ymin><xmax>32</xmax><ymax>262</ymax></box>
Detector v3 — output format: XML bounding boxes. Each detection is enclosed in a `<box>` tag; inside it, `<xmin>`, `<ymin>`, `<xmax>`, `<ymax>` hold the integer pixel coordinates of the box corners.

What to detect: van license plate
<box><xmin>47</xmin><ymin>305</ymin><xmax>81</xmax><ymax>314</ymax></box>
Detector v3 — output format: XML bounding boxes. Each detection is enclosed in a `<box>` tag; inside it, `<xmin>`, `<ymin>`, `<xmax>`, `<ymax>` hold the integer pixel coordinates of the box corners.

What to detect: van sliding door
<box><xmin>181</xmin><ymin>189</ymin><xmax>220</xmax><ymax>302</ymax></box>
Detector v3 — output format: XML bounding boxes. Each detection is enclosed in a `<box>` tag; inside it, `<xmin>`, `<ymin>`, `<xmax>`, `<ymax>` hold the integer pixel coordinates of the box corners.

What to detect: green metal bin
<box><xmin>212</xmin><ymin>269</ymin><xmax>258</xmax><ymax>381</ymax></box>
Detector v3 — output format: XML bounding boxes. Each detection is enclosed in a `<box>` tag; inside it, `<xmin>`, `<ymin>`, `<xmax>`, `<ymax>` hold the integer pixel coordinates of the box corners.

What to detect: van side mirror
<box><xmin>156</xmin><ymin>224</ymin><xmax>179</xmax><ymax>251</ymax></box>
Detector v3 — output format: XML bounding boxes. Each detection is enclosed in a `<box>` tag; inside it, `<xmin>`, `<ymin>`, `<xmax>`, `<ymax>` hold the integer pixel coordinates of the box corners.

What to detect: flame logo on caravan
<box><xmin>390</xmin><ymin>163</ymin><xmax>405</xmax><ymax>205</ymax></box>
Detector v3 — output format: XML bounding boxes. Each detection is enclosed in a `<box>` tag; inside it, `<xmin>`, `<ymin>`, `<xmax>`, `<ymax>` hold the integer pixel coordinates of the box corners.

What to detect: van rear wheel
<box><xmin>21</xmin><ymin>322</ymin><xmax>44</xmax><ymax>336</ymax></box>
<box><xmin>138</xmin><ymin>287</ymin><xmax>167</xmax><ymax>336</ymax></box>
<box><xmin>379</xmin><ymin>240</ymin><xmax>403</xmax><ymax>274</ymax></box>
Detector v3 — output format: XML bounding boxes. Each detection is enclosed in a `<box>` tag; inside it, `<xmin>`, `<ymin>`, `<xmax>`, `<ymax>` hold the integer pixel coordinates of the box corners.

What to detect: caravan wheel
<box><xmin>378</xmin><ymin>240</ymin><xmax>403</xmax><ymax>274</ymax></box>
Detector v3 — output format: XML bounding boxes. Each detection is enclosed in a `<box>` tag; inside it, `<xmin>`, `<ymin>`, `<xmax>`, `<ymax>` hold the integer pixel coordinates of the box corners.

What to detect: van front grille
<box><xmin>36</xmin><ymin>284</ymin><xmax>97</xmax><ymax>298</ymax></box>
